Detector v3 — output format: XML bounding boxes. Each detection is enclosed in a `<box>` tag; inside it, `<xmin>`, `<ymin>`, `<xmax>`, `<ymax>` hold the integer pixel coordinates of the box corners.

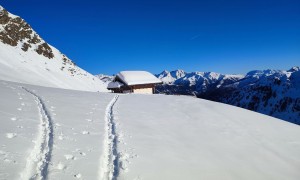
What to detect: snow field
<box><xmin>114</xmin><ymin>94</ymin><xmax>300</xmax><ymax>180</ymax></box>
<box><xmin>0</xmin><ymin>80</ymin><xmax>114</xmax><ymax>179</ymax></box>
<box><xmin>1</xmin><ymin>80</ymin><xmax>300</xmax><ymax>180</ymax></box>
<box><xmin>0</xmin><ymin>81</ymin><xmax>41</xmax><ymax>180</ymax></box>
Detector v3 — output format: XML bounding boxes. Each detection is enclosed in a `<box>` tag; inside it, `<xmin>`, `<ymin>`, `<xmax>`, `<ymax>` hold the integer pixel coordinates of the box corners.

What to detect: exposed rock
<box><xmin>0</xmin><ymin>6</ymin><xmax>54</xmax><ymax>59</ymax></box>
<box><xmin>36</xmin><ymin>43</ymin><xmax>54</xmax><ymax>59</ymax></box>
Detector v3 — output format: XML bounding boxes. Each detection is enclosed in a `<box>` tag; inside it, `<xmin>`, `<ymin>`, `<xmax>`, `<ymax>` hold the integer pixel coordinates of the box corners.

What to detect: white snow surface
<box><xmin>0</xmin><ymin>43</ymin><xmax>107</xmax><ymax>92</ymax></box>
<box><xmin>0</xmin><ymin>80</ymin><xmax>114</xmax><ymax>180</ymax></box>
<box><xmin>117</xmin><ymin>71</ymin><xmax>162</xmax><ymax>86</ymax></box>
<box><xmin>1</xmin><ymin>80</ymin><xmax>300</xmax><ymax>180</ymax></box>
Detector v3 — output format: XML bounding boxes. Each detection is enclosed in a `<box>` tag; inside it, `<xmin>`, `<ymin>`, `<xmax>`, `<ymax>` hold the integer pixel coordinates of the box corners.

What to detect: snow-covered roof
<box><xmin>107</xmin><ymin>81</ymin><xmax>124</xmax><ymax>89</ymax></box>
<box><xmin>116</xmin><ymin>71</ymin><xmax>162</xmax><ymax>86</ymax></box>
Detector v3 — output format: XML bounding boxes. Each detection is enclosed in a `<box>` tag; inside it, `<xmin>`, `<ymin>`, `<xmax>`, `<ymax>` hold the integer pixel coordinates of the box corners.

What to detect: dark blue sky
<box><xmin>2</xmin><ymin>0</ymin><xmax>300</xmax><ymax>75</ymax></box>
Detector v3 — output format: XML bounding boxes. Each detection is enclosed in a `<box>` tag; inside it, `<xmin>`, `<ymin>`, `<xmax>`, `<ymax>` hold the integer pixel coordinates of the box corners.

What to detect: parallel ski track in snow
<box><xmin>21</xmin><ymin>87</ymin><xmax>54</xmax><ymax>180</ymax></box>
<box><xmin>100</xmin><ymin>95</ymin><xmax>120</xmax><ymax>180</ymax></box>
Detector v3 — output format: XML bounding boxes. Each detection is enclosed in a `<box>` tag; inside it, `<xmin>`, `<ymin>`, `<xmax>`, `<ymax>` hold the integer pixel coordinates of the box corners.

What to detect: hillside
<box><xmin>1</xmin><ymin>80</ymin><xmax>300</xmax><ymax>180</ymax></box>
<box><xmin>156</xmin><ymin>68</ymin><xmax>300</xmax><ymax>125</ymax></box>
<box><xmin>0</xmin><ymin>5</ymin><xmax>107</xmax><ymax>92</ymax></box>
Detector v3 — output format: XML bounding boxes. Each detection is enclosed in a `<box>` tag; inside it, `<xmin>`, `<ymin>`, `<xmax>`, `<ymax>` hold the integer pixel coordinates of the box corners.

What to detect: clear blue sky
<box><xmin>2</xmin><ymin>0</ymin><xmax>300</xmax><ymax>75</ymax></box>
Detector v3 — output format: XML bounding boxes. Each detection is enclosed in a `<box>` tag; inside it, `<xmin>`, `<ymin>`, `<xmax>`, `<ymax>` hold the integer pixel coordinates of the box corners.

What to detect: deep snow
<box><xmin>1</xmin><ymin>80</ymin><xmax>300</xmax><ymax>180</ymax></box>
<box><xmin>0</xmin><ymin>80</ymin><xmax>114</xmax><ymax>179</ymax></box>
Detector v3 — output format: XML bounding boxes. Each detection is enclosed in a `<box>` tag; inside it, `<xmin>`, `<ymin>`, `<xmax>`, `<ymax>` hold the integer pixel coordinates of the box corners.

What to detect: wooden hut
<box><xmin>107</xmin><ymin>71</ymin><xmax>162</xmax><ymax>94</ymax></box>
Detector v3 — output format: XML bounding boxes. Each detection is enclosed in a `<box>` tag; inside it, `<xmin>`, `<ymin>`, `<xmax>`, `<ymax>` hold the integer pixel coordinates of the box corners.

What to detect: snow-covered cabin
<box><xmin>107</xmin><ymin>71</ymin><xmax>162</xmax><ymax>94</ymax></box>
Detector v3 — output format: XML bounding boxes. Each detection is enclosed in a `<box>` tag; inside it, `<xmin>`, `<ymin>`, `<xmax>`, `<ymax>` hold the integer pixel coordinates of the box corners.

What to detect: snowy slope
<box><xmin>95</xmin><ymin>74</ymin><xmax>114</xmax><ymax>88</ymax></box>
<box><xmin>0</xmin><ymin>80</ymin><xmax>114</xmax><ymax>179</ymax></box>
<box><xmin>0</xmin><ymin>5</ymin><xmax>107</xmax><ymax>92</ymax></box>
<box><xmin>1</xmin><ymin>80</ymin><xmax>300</xmax><ymax>180</ymax></box>
<box><xmin>115</xmin><ymin>95</ymin><xmax>300</xmax><ymax>180</ymax></box>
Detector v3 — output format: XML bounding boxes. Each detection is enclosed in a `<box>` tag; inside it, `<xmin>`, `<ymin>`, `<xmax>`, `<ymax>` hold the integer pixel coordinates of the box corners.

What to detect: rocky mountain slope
<box><xmin>156</xmin><ymin>68</ymin><xmax>300</xmax><ymax>125</ymax></box>
<box><xmin>0</xmin><ymin>5</ymin><xmax>107</xmax><ymax>92</ymax></box>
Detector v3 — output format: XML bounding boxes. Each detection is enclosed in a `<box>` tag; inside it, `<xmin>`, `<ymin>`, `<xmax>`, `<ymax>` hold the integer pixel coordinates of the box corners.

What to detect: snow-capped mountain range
<box><xmin>156</xmin><ymin>70</ymin><xmax>244</xmax><ymax>95</ymax></box>
<box><xmin>156</xmin><ymin>67</ymin><xmax>300</xmax><ymax>125</ymax></box>
<box><xmin>0</xmin><ymin>6</ymin><xmax>107</xmax><ymax>92</ymax></box>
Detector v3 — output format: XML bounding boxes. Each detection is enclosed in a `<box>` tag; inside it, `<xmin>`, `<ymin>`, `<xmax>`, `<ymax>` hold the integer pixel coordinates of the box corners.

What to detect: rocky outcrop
<box><xmin>0</xmin><ymin>6</ymin><xmax>79</xmax><ymax>75</ymax></box>
<box><xmin>0</xmin><ymin>6</ymin><xmax>54</xmax><ymax>58</ymax></box>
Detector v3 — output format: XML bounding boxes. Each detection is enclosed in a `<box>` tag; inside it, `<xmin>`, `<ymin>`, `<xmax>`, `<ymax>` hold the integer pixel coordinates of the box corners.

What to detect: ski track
<box><xmin>100</xmin><ymin>95</ymin><xmax>120</xmax><ymax>180</ymax></box>
<box><xmin>21</xmin><ymin>87</ymin><xmax>54</xmax><ymax>180</ymax></box>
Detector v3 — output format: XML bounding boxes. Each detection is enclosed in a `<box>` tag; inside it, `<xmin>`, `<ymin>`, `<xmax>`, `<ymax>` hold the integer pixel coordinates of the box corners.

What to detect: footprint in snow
<box><xmin>55</xmin><ymin>123</ymin><xmax>61</xmax><ymax>127</ymax></box>
<box><xmin>6</xmin><ymin>133</ymin><xmax>17</xmax><ymax>138</ymax></box>
<box><xmin>86</xmin><ymin>119</ymin><xmax>93</xmax><ymax>122</ymax></box>
<box><xmin>64</xmin><ymin>154</ymin><xmax>76</xmax><ymax>160</ymax></box>
<box><xmin>57</xmin><ymin>162</ymin><xmax>66</xmax><ymax>170</ymax></box>
<box><xmin>79</xmin><ymin>152</ymin><xmax>86</xmax><ymax>156</ymax></box>
<box><xmin>17</xmin><ymin>108</ymin><xmax>22</xmax><ymax>111</ymax></box>
<box><xmin>82</xmin><ymin>131</ymin><xmax>90</xmax><ymax>135</ymax></box>
<box><xmin>76</xmin><ymin>150</ymin><xmax>86</xmax><ymax>156</ymax></box>
<box><xmin>11</xmin><ymin>117</ymin><xmax>17</xmax><ymax>121</ymax></box>
<box><xmin>58</xmin><ymin>135</ymin><xmax>64</xmax><ymax>140</ymax></box>
<box><xmin>74</xmin><ymin>174</ymin><xmax>82</xmax><ymax>178</ymax></box>
<box><xmin>4</xmin><ymin>158</ymin><xmax>12</xmax><ymax>163</ymax></box>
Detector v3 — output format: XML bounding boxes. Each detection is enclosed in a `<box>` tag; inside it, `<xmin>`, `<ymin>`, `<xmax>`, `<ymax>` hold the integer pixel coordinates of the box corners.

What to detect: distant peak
<box><xmin>288</xmin><ymin>66</ymin><xmax>300</xmax><ymax>72</ymax></box>
<box><xmin>171</xmin><ymin>69</ymin><xmax>185</xmax><ymax>73</ymax></box>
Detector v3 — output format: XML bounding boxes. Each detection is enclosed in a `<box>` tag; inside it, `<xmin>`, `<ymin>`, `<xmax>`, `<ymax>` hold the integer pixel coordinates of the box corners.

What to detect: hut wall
<box><xmin>133</xmin><ymin>87</ymin><xmax>153</xmax><ymax>94</ymax></box>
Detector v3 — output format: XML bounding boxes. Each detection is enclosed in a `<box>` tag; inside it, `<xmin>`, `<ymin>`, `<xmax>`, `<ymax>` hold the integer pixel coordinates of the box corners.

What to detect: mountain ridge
<box><xmin>156</xmin><ymin>67</ymin><xmax>300</xmax><ymax>125</ymax></box>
